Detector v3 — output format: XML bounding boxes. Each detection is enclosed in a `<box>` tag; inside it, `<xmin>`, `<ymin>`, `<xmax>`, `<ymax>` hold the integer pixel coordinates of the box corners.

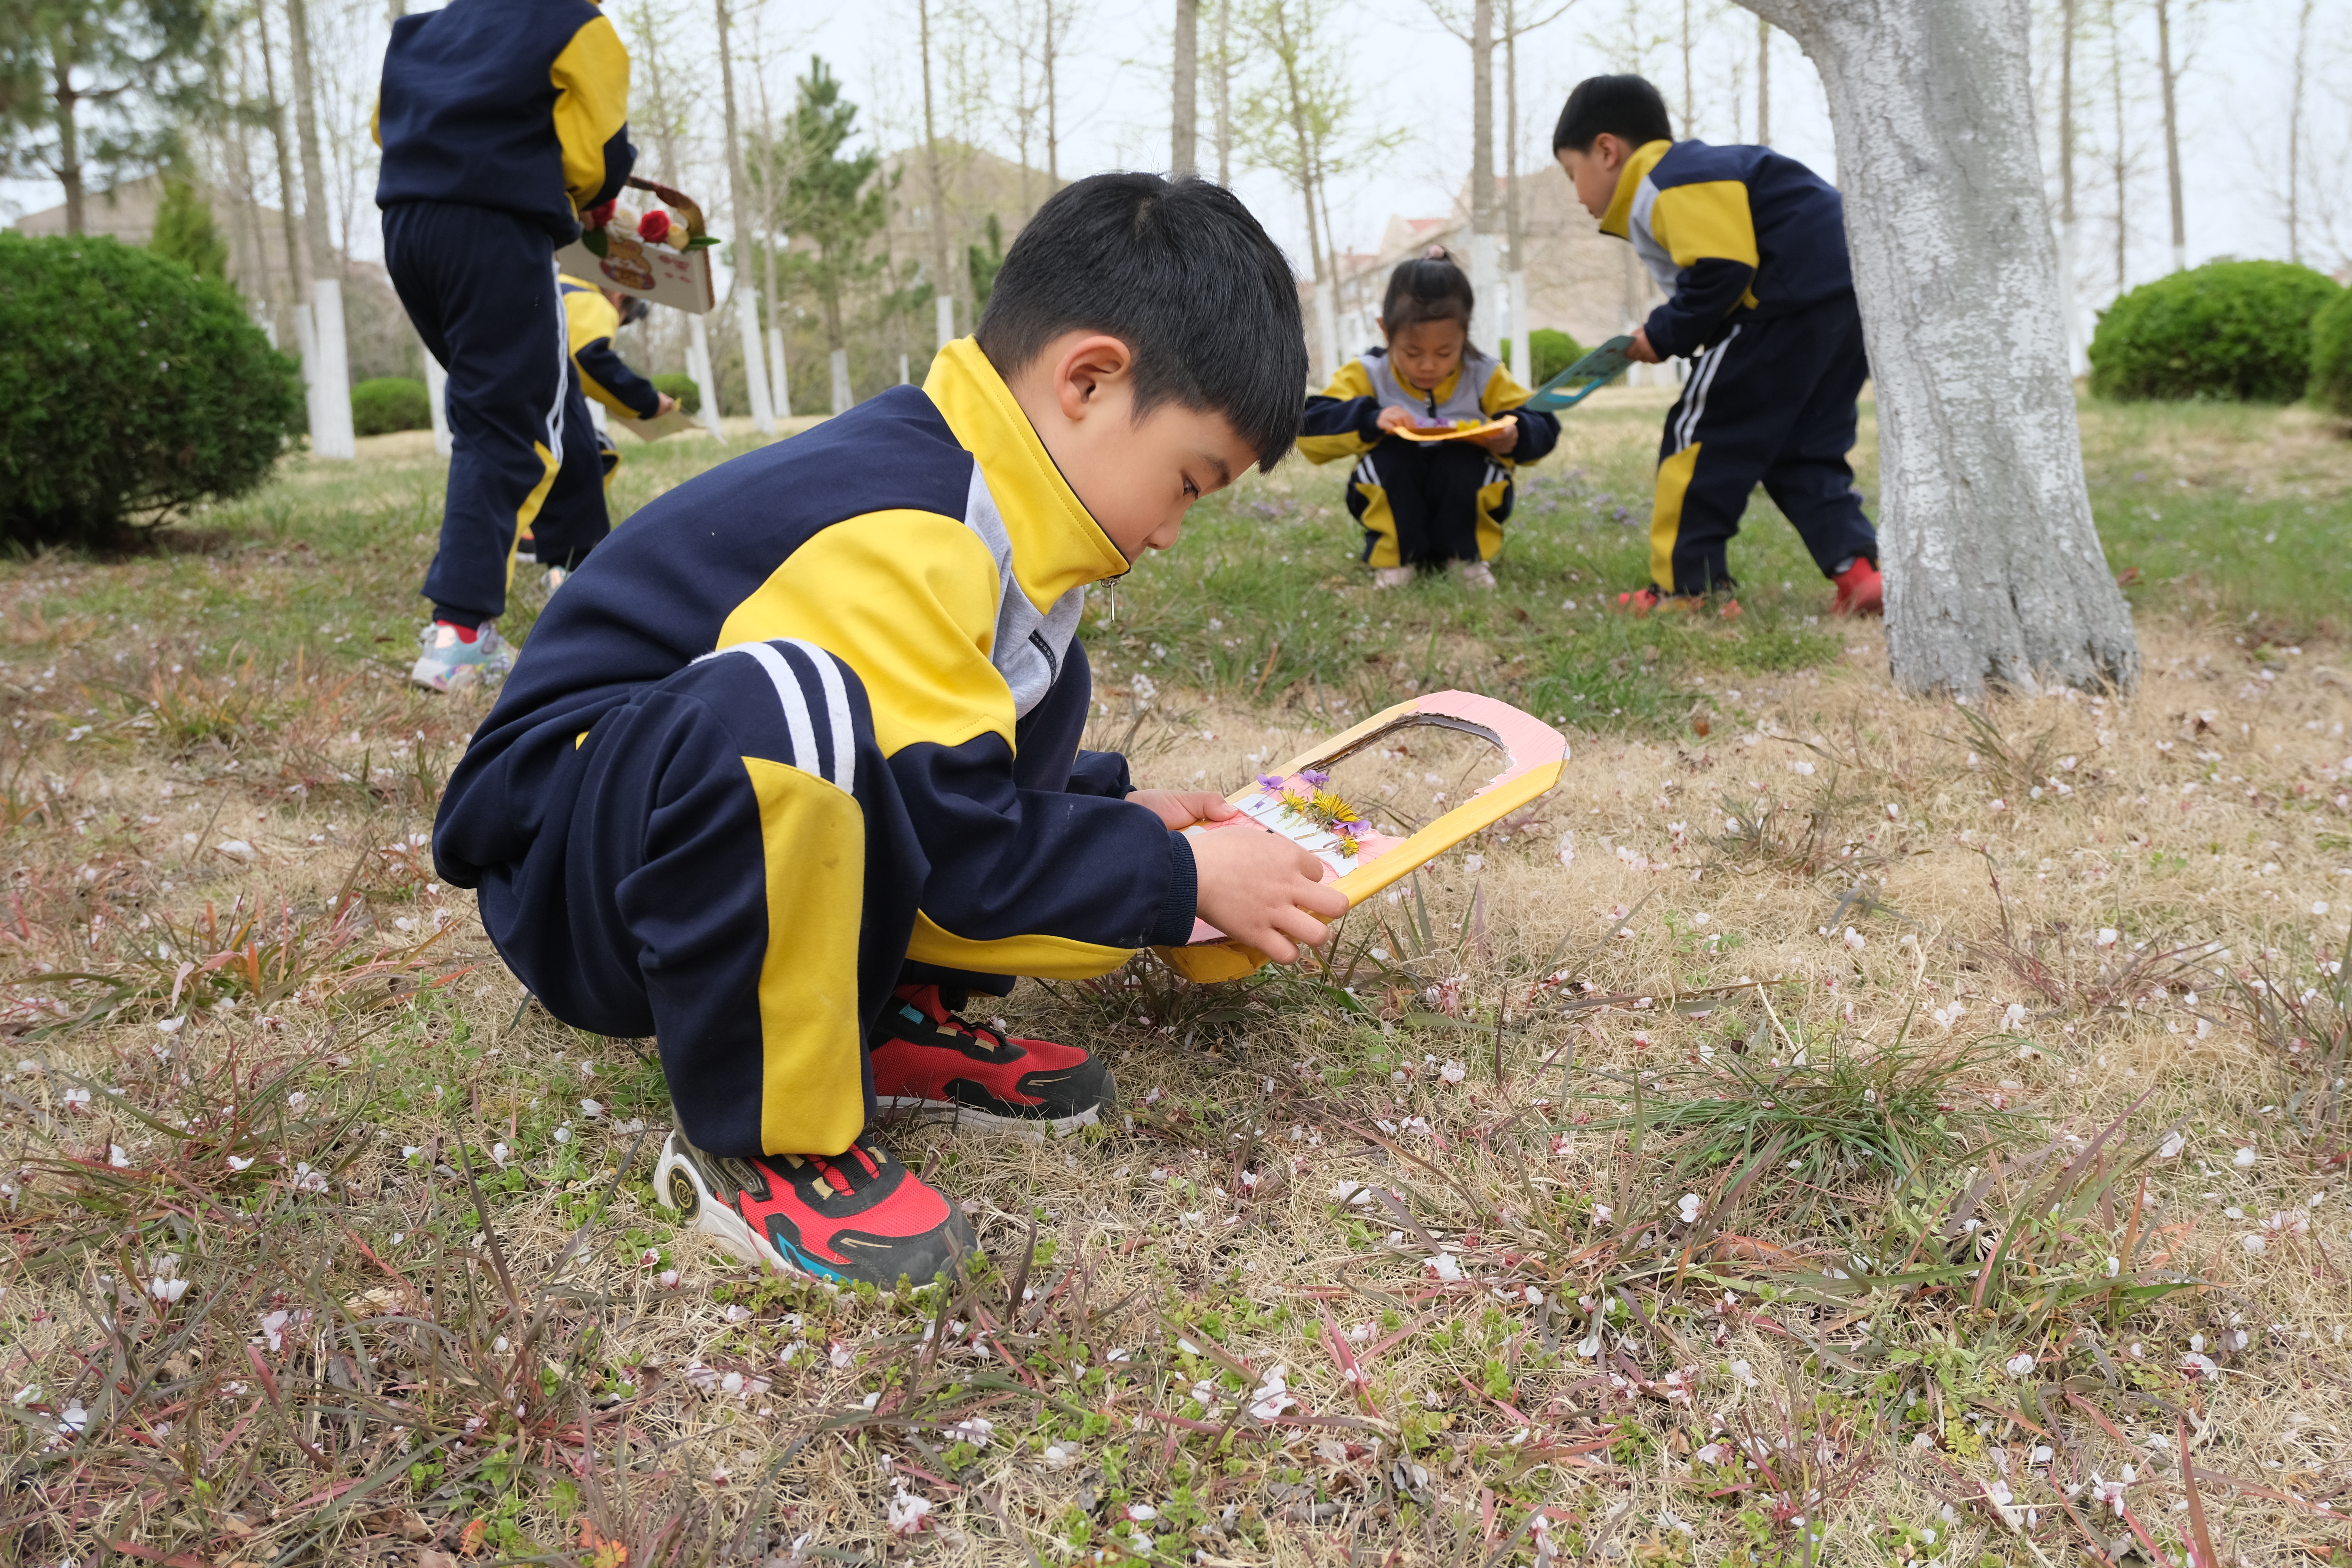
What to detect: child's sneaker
<box><xmin>408</xmin><ymin>621</ymin><xmax>513</xmax><ymax>693</ymax></box>
<box><xmin>654</xmin><ymin>1127</ymin><xmax>976</xmax><ymax>1287</ymax></box>
<box><xmin>1614</xmin><ymin>587</ymin><xmax>1740</xmax><ymax>619</ymax></box>
<box><xmin>870</xmin><ymin>984</ymin><xmax>1114</xmax><ymax>1138</ymax></box>
<box><xmin>1452</xmin><ymin>560</ymin><xmax>1497</xmax><ymax>591</ymax></box>
<box><xmin>1373</xmin><ymin>566</ymin><xmax>1415</xmax><ymax>589</ymax></box>
<box><xmin>1830</xmin><ymin>557</ymin><xmax>1884</xmax><ymax>616</ymax></box>
<box><xmin>542</xmin><ymin>565</ymin><xmax>568</xmax><ymax>593</ymax></box>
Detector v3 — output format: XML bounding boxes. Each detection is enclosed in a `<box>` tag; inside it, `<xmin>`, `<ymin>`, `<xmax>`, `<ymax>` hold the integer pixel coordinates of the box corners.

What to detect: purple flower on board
<box><xmin>1300</xmin><ymin>769</ymin><xmax>1331</xmax><ymax>788</ymax></box>
<box><xmin>1255</xmin><ymin>773</ymin><xmax>1287</xmax><ymax>792</ymax></box>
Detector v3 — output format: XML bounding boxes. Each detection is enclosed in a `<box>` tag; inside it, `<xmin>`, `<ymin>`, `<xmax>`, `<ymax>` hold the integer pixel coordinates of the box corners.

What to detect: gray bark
<box><xmin>714</xmin><ymin>0</ymin><xmax>774</xmax><ymax>432</ymax></box>
<box><xmin>1173</xmin><ymin>0</ymin><xmax>1199</xmax><ymax>175</ymax></box>
<box><xmin>1733</xmin><ymin>0</ymin><xmax>2138</xmax><ymax>698</ymax></box>
<box><xmin>1756</xmin><ymin>13</ymin><xmax>1771</xmax><ymax>144</ymax></box>
<box><xmin>2152</xmin><ymin>0</ymin><xmax>2184</xmax><ymax>272</ymax></box>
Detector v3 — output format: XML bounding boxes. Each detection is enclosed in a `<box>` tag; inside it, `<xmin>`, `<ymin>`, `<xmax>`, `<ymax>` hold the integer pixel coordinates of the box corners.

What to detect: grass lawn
<box><xmin>2</xmin><ymin>391</ymin><xmax>2350</xmax><ymax>1566</ymax></box>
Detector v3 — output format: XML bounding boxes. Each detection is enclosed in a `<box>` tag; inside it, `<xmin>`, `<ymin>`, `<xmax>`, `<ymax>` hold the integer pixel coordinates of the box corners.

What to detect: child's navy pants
<box><xmin>530</xmin><ymin>377</ymin><xmax>614</xmax><ymax>572</ymax></box>
<box><xmin>383</xmin><ymin>200</ymin><xmax>569</xmax><ymax>626</ymax></box>
<box><xmin>1647</xmin><ymin>290</ymin><xmax>1880</xmax><ymax>596</ymax></box>
<box><xmin>465</xmin><ymin>636</ymin><xmax>1111</xmax><ymax>1161</ymax></box>
<box><xmin>1348</xmin><ymin>438</ymin><xmax>1515</xmax><ymax>568</ymax></box>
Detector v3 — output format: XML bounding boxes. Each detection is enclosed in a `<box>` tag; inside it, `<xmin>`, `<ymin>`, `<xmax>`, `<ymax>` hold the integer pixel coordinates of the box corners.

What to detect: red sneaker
<box><xmin>655</xmin><ymin>1128</ymin><xmax>976</xmax><ymax>1287</ymax></box>
<box><xmin>1616</xmin><ymin>587</ymin><xmax>1738</xmax><ymax>618</ymax></box>
<box><xmin>870</xmin><ymin>985</ymin><xmax>1114</xmax><ymax>1139</ymax></box>
<box><xmin>1831</xmin><ymin>557</ymin><xmax>1884</xmax><ymax>616</ymax></box>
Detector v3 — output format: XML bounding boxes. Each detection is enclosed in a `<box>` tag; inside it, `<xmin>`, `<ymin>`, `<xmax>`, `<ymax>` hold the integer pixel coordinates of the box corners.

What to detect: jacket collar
<box><xmin>925</xmin><ymin>337</ymin><xmax>1130</xmax><ymax>609</ymax></box>
<box><xmin>1599</xmin><ymin>139</ymin><xmax>1675</xmax><ymax>239</ymax></box>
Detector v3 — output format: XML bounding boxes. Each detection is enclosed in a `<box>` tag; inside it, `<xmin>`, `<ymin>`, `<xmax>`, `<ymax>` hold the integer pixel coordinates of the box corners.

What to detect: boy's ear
<box><xmin>1053</xmin><ymin>332</ymin><xmax>1136</xmax><ymax>421</ymax></box>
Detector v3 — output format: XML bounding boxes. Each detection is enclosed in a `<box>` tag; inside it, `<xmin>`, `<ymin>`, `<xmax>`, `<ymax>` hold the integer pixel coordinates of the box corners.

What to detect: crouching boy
<box><xmin>432</xmin><ymin>174</ymin><xmax>1347</xmax><ymax>1288</ymax></box>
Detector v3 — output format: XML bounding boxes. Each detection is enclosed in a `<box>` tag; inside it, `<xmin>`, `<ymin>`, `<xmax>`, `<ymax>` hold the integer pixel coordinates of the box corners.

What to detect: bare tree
<box><xmin>1417</xmin><ymin>0</ymin><xmax>1501</xmax><ymax>345</ymax></box>
<box><xmin>1754</xmin><ymin>12</ymin><xmax>1769</xmax><ymax>143</ymax></box>
<box><xmin>715</xmin><ymin>0</ymin><xmax>775</xmax><ymax>432</ymax></box>
<box><xmin>1501</xmin><ymin>0</ymin><xmax>1575</xmax><ymax>379</ymax></box>
<box><xmin>2283</xmin><ymin>0</ymin><xmax>2312</xmax><ymax>262</ymax></box>
<box><xmin>2150</xmin><ymin>0</ymin><xmax>2187</xmax><ymax>272</ymax></box>
<box><xmin>1172</xmin><ymin>0</ymin><xmax>1197</xmax><ymax>174</ymax></box>
<box><xmin>2054</xmin><ymin>0</ymin><xmax>2082</xmax><ymax>367</ymax></box>
<box><xmin>917</xmin><ymin>0</ymin><xmax>956</xmax><ymax>348</ymax></box>
<box><xmin>1729</xmin><ymin>0</ymin><xmax>2137</xmax><ymax>697</ymax></box>
<box><xmin>282</xmin><ymin>0</ymin><xmax>354</xmax><ymax>456</ymax></box>
<box><xmin>1212</xmin><ymin>0</ymin><xmax>1233</xmax><ymax>183</ymax></box>
<box><xmin>749</xmin><ymin>20</ymin><xmax>791</xmax><ymax>414</ymax></box>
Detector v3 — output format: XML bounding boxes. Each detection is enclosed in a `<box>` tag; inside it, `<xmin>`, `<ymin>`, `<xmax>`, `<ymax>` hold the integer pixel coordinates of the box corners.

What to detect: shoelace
<box><xmin>804</xmin><ymin>1143</ymin><xmax>885</xmax><ymax>1199</ymax></box>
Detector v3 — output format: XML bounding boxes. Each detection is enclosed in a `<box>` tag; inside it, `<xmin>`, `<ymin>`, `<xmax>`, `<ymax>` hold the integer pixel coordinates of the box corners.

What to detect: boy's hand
<box><xmin>1375</xmin><ymin>404</ymin><xmax>1416</xmax><ymax>433</ymax></box>
<box><xmin>1189</xmin><ymin>827</ymin><xmax>1349</xmax><ymax>964</ymax></box>
<box><xmin>1130</xmin><ymin>788</ymin><xmax>1237</xmax><ymax>830</ymax></box>
<box><xmin>1476</xmin><ymin>418</ymin><xmax>1521</xmax><ymax>454</ymax></box>
<box><xmin>1627</xmin><ymin>326</ymin><xmax>1663</xmax><ymax>364</ymax></box>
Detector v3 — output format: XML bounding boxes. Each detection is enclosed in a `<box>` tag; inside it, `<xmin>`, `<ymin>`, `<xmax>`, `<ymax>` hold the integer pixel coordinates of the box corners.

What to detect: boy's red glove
<box><xmin>581</xmin><ymin>199</ymin><xmax>617</xmax><ymax>230</ymax></box>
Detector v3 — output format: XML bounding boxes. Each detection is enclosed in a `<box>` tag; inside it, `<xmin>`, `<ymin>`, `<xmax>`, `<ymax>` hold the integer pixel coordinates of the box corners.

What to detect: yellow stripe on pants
<box><xmin>505</xmin><ymin>438</ymin><xmax>562</xmax><ymax>589</ymax></box>
<box><xmin>1649</xmin><ymin>442</ymin><xmax>1703</xmax><ymax>593</ymax></box>
<box><xmin>744</xmin><ymin>756</ymin><xmax>870</xmax><ymax>1157</ymax></box>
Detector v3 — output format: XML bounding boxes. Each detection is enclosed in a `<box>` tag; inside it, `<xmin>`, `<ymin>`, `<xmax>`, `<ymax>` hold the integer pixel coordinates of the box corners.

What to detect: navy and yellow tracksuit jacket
<box><xmin>435</xmin><ymin>339</ymin><xmax>1194</xmax><ymax>1156</ymax></box>
<box><xmin>1600</xmin><ymin>139</ymin><xmax>1853</xmax><ymax>358</ymax></box>
<box><xmin>559</xmin><ymin>273</ymin><xmax>661</xmax><ymax>420</ymax></box>
<box><xmin>1298</xmin><ymin>346</ymin><xmax>1559</xmax><ymax>566</ymax></box>
<box><xmin>374</xmin><ymin>0</ymin><xmax>633</xmax><ymax>242</ymax></box>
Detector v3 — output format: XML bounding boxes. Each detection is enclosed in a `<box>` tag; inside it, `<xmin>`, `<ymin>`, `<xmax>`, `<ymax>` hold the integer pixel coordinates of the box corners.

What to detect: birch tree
<box><xmin>1729</xmin><ymin>0</ymin><xmax>2138</xmax><ymax>697</ymax></box>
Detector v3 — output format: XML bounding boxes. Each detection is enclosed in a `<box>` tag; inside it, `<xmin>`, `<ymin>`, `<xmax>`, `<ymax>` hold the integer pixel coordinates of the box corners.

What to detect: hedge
<box><xmin>2088</xmin><ymin>259</ymin><xmax>2343</xmax><ymax>403</ymax></box>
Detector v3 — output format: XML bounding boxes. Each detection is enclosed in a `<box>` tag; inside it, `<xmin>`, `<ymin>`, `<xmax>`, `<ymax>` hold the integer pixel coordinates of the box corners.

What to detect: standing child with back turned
<box><xmin>1300</xmin><ymin>248</ymin><xmax>1560</xmax><ymax>590</ymax></box>
<box><xmin>1552</xmin><ymin>74</ymin><xmax>1884</xmax><ymax>617</ymax></box>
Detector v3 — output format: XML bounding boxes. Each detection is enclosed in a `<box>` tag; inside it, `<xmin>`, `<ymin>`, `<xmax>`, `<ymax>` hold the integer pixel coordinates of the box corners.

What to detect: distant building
<box><xmin>14</xmin><ymin>174</ymin><xmax>417</xmax><ymax>383</ymax></box>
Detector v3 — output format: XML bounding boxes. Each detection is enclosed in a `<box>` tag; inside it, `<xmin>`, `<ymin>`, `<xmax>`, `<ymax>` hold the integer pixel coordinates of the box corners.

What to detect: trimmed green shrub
<box><xmin>653</xmin><ymin>372</ymin><xmax>700</xmax><ymax>414</ymax></box>
<box><xmin>1528</xmin><ymin>327</ymin><xmax>1589</xmax><ymax>387</ymax></box>
<box><xmin>2088</xmin><ymin>259</ymin><xmax>2342</xmax><ymax>403</ymax></box>
<box><xmin>2312</xmin><ymin>287</ymin><xmax>2352</xmax><ymax>417</ymax></box>
<box><xmin>351</xmin><ymin>376</ymin><xmax>431</xmax><ymax>436</ymax></box>
<box><xmin>0</xmin><ymin>232</ymin><xmax>300</xmax><ymax>548</ymax></box>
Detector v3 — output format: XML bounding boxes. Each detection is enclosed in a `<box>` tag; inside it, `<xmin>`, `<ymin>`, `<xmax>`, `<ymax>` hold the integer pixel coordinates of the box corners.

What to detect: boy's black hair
<box><xmin>1380</xmin><ymin>246</ymin><xmax>1474</xmax><ymax>341</ymax></box>
<box><xmin>1552</xmin><ymin>74</ymin><xmax>1674</xmax><ymax>154</ymax></box>
<box><xmin>976</xmin><ymin>172</ymin><xmax>1306</xmax><ymax>473</ymax></box>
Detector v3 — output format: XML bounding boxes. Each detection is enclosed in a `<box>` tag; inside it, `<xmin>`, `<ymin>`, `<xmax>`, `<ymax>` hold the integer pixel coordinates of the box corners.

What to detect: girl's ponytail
<box><xmin>1381</xmin><ymin>244</ymin><xmax>1475</xmax><ymax>338</ymax></box>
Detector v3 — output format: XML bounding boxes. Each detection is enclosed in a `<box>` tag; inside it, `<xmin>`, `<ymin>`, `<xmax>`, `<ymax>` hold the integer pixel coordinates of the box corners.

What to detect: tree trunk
<box><xmin>51</xmin><ymin>55</ymin><xmax>84</xmax><ymax>235</ymax></box>
<box><xmin>1734</xmin><ymin>0</ymin><xmax>2137</xmax><ymax>697</ymax></box>
<box><xmin>2055</xmin><ymin>0</ymin><xmax>2081</xmax><ymax>372</ymax></box>
<box><xmin>255</xmin><ymin>2</ymin><xmax>312</xmax><ymax>311</ymax></box>
<box><xmin>919</xmin><ymin>0</ymin><xmax>955</xmax><ymax>344</ymax></box>
<box><xmin>753</xmin><ymin>64</ymin><xmax>790</xmax><ymax>413</ymax></box>
<box><xmin>1678</xmin><ymin>0</ymin><xmax>1694</xmax><ymax>138</ymax></box>
<box><xmin>2107</xmin><ymin>0</ymin><xmax>2125</xmax><ymax>292</ymax></box>
<box><xmin>1755</xmin><ymin>14</ymin><xmax>1770</xmax><ymax>144</ymax></box>
<box><xmin>1172</xmin><ymin>0</ymin><xmax>1198</xmax><ymax>175</ymax></box>
<box><xmin>1467</xmin><ymin>0</ymin><xmax>1498</xmax><ymax>351</ymax></box>
<box><xmin>1214</xmin><ymin>0</ymin><xmax>1232</xmax><ymax>184</ymax></box>
<box><xmin>1044</xmin><ymin>0</ymin><xmax>1060</xmax><ymax>186</ymax></box>
<box><xmin>1504</xmin><ymin>0</ymin><xmax>1530</xmax><ymax>380</ymax></box>
<box><xmin>285</xmin><ymin>0</ymin><xmax>354</xmax><ymax>458</ymax></box>
<box><xmin>2285</xmin><ymin>0</ymin><xmax>2310</xmax><ymax>261</ymax></box>
<box><xmin>2151</xmin><ymin>0</ymin><xmax>2184</xmax><ymax>273</ymax></box>
<box><xmin>714</xmin><ymin>0</ymin><xmax>774</xmax><ymax>433</ymax></box>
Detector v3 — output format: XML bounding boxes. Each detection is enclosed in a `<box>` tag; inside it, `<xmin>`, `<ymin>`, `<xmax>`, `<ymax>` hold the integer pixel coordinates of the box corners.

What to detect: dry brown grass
<box><xmin>3</xmin><ymin>406</ymin><xmax>2350</xmax><ymax>1567</ymax></box>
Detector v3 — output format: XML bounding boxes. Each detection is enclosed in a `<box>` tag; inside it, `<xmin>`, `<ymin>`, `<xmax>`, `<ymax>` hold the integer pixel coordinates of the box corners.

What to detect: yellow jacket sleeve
<box><xmin>549</xmin><ymin>15</ymin><xmax>631</xmax><ymax>215</ymax></box>
<box><xmin>1298</xmin><ymin>359</ymin><xmax>1383</xmax><ymax>464</ymax></box>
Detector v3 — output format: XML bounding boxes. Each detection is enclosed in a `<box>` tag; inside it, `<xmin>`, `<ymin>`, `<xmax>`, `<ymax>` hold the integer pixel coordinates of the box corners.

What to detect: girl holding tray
<box><xmin>1300</xmin><ymin>247</ymin><xmax>1561</xmax><ymax>588</ymax></box>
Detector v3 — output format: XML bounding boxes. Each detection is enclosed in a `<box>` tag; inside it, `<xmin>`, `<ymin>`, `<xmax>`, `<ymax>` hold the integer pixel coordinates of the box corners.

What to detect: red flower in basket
<box><xmin>637</xmin><ymin>210</ymin><xmax>674</xmax><ymax>245</ymax></box>
<box><xmin>582</xmin><ymin>199</ymin><xmax>617</xmax><ymax>230</ymax></box>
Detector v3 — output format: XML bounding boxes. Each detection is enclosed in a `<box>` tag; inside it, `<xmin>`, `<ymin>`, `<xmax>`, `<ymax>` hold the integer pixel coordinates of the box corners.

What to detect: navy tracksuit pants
<box><xmin>462</xmin><ymin>635</ymin><xmax>1105</xmax><ymax>1159</ymax></box>
<box><xmin>384</xmin><ymin>201</ymin><xmax>609</xmax><ymax>624</ymax></box>
<box><xmin>1648</xmin><ymin>290</ymin><xmax>1880</xmax><ymax>596</ymax></box>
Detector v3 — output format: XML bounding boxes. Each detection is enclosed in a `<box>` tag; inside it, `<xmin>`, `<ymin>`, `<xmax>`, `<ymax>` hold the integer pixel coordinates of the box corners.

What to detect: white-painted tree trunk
<box><xmin>829</xmin><ymin>348</ymin><xmax>853</xmax><ymax>416</ymax></box>
<box><xmin>1508</xmin><ymin>269</ymin><xmax>1531</xmax><ymax>386</ymax></box>
<box><xmin>1734</xmin><ymin>0</ymin><xmax>2137</xmax><ymax>697</ymax></box>
<box><xmin>936</xmin><ymin>294</ymin><xmax>956</xmax><ymax>352</ymax></box>
<box><xmin>308</xmin><ymin>280</ymin><xmax>357</xmax><ymax>459</ymax></box>
<box><xmin>1313</xmin><ymin>281</ymin><xmax>1340</xmax><ymax>385</ymax></box>
<box><xmin>424</xmin><ymin>354</ymin><xmax>453</xmax><ymax>457</ymax></box>
<box><xmin>686</xmin><ymin>314</ymin><xmax>725</xmax><ymax>439</ymax></box>
<box><xmin>768</xmin><ymin>326</ymin><xmax>790</xmax><ymax>418</ymax></box>
<box><xmin>735</xmin><ymin>288</ymin><xmax>775</xmax><ymax>435</ymax></box>
<box><xmin>1465</xmin><ymin>232</ymin><xmax>1502</xmax><ymax>356</ymax></box>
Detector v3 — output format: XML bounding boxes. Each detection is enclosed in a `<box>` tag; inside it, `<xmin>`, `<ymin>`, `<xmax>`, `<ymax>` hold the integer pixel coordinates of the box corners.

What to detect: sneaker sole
<box><xmin>873</xmin><ymin>1096</ymin><xmax>1103</xmax><ymax>1141</ymax></box>
<box><xmin>652</xmin><ymin>1131</ymin><xmax>820</xmax><ymax>1280</ymax></box>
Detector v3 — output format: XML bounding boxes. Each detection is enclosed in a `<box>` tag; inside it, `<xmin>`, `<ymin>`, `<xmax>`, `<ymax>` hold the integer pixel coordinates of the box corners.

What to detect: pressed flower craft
<box><xmin>1158</xmin><ymin>691</ymin><xmax>1568</xmax><ymax>983</ymax></box>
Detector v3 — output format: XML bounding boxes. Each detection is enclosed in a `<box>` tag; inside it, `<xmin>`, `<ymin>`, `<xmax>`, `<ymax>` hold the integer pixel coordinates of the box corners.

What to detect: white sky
<box><xmin>6</xmin><ymin>0</ymin><xmax>2347</xmax><ymax>316</ymax></box>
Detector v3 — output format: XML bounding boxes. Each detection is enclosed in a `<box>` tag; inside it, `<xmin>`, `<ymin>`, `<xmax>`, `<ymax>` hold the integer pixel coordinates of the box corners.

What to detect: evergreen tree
<box><xmin>771</xmin><ymin>56</ymin><xmax>889</xmax><ymax>353</ymax></box>
<box><xmin>148</xmin><ymin>172</ymin><xmax>226</xmax><ymax>280</ymax></box>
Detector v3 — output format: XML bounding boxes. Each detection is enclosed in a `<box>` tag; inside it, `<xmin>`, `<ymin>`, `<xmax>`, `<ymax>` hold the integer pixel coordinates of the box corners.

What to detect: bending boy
<box><xmin>433</xmin><ymin>175</ymin><xmax>1346</xmax><ymax>1288</ymax></box>
<box><xmin>1553</xmin><ymin>74</ymin><xmax>1883</xmax><ymax>616</ymax></box>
